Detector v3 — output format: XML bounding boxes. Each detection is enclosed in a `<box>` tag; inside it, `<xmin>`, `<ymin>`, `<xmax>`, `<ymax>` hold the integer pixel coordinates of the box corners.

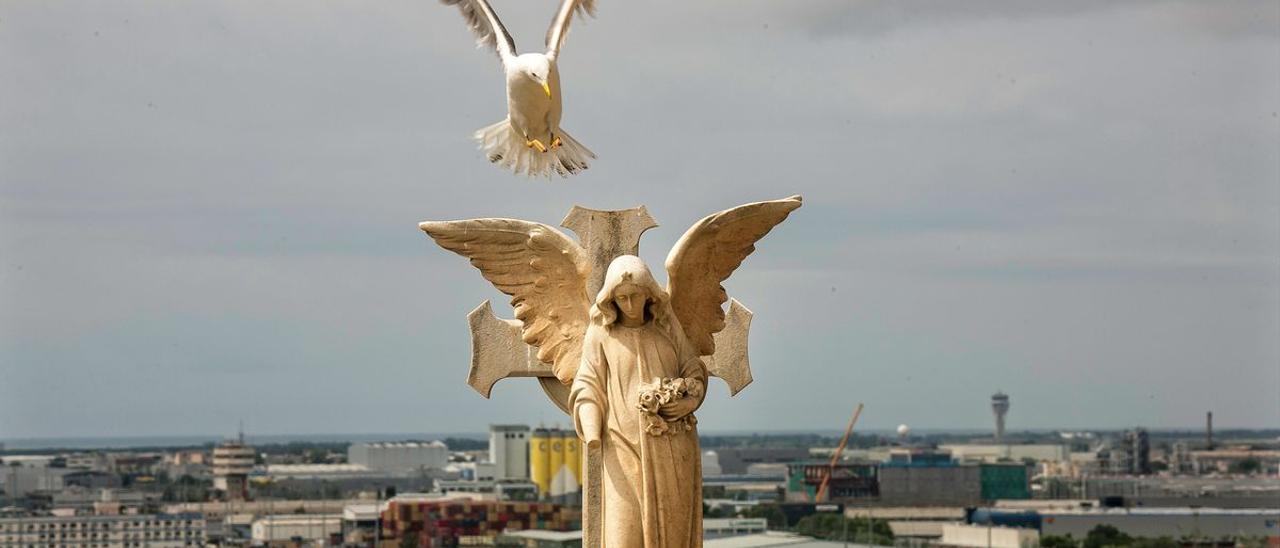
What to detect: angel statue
<box><xmin>419</xmin><ymin>196</ymin><xmax>802</xmax><ymax>547</ymax></box>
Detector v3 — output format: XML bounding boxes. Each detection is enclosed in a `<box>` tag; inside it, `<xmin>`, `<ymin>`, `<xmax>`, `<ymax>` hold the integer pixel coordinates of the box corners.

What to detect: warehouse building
<box><xmin>347</xmin><ymin>441</ymin><xmax>448</xmax><ymax>475</ymax></box>
<box><xmin>1040</xmin><ymin>508</ymin><xmax>1280</xmax><ymax>538</ymax></box>
<box><xmin>879</xmin><ymin>462</ymin><xmax>1029</xmax><ymax>506</ymax></box>
<box><xmin>250</xmin><ymin>514</ymin><xmax>341</xmax><ymax>546</ymax></box>
<box><xmin>939</xmin><ymin>444</ymin><xmax>1069</xmax><ymax>464</ymax></box>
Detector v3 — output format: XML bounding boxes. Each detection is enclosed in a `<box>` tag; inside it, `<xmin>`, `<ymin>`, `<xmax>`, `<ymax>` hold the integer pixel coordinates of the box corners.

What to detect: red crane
<box><xmin>814</xmin><ymin>403</ymin><xmax>864</xmax><ymax>502</ymax></box>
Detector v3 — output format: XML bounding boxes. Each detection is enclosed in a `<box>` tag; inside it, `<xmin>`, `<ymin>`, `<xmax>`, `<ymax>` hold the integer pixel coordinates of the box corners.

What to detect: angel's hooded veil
<box><xmin>590</xmin><ymin>255</ymin><xmax>675</xmax><ymax>335</ymax></box>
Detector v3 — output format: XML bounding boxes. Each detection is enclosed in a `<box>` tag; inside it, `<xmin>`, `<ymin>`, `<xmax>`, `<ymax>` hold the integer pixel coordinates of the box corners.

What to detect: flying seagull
<box><xmin>442</xmin><ymin>0</ymin><xmax>597</xmax><ymax>178</ymax></box>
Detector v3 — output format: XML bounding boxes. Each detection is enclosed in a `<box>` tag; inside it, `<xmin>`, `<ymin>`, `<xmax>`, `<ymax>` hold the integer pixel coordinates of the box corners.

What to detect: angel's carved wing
<box><xmin>420</xmin><ymin>219</ymin><xmax>591</xmax><ymax>384</ymax></box>
<box><xmin>665</xmin><ymin>196</ymin><xmax>803</xmax><ymax>356</ymax></box>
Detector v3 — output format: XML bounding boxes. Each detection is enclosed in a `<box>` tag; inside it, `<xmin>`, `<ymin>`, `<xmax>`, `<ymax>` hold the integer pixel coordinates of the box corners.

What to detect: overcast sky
<box><xmin>2</xmin><ymin>0</ymin><xmax>1277</xmax><ymax>440</ymax></box>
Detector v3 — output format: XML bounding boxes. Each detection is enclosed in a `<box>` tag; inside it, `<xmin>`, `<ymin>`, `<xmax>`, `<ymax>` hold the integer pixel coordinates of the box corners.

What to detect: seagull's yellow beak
<box><xmin>542</xmin><ymin>82</ymin><xmax>552</xmax><ymax>98</ymax></box>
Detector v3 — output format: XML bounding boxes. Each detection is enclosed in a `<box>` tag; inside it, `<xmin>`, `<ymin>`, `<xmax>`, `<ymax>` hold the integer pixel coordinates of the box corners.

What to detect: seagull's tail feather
<box><xmin>550</xmin><ymin>130</ymin><xmax>595</xmax><ymax>177</ymax></box>
<box><xmin>473</xmin><ymin>119</ymin><xmax>595</xmax><ymax>179</ymax></box>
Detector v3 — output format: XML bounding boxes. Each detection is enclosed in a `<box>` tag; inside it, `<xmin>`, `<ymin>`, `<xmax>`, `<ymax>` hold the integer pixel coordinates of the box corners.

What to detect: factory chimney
<box><xmin>1206</xmin><ymin>411</ymin><xmax>1214</xmax><ymax>450</ymax></box>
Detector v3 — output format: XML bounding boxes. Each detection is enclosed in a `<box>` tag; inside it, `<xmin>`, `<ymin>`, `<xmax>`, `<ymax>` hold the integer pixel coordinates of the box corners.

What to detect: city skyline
<box><xmin>2</xmin><ymin>0</ymin><xmax>1278</xmax><ymax>438</ymax></box>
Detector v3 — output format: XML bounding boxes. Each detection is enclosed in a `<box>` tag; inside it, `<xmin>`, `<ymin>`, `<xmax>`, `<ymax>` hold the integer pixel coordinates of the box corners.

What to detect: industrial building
<box><xmin>702</xmin><ymin>452</ymin><xmax>723</xmax><ymax>476</ymax></box>
<box><xmin>347</xmin><ymin>441</ymin><xmax>448</xmax><ymax>475</ymax></box>
<box><xmin>63</xmin><ymin>453</ymin><xmax>109</xmax><ymax>472</ymax></box>
<box><xmin>491</xmin><ymin>425</ymin><xmax>531</xmax><ymax>480</ymax></box>
<box><xmin>263</xmin><ymin>463</ymin><xmax>377</xmax><ymax>480</ymax></box>
<box><xmin>941</xmin><ymin>523</ymin><xmax>1039</xmax><ymax>548</ymax></box>
<box><xmin>969</xmin><ymin>506</ymin><xmax>1280</xmax><ymax>541</ymax></box>
<box><xmin>1</xmin><ymin>466</ymin><xmax>73</xmax><ymax>499</ymax></box>
<box><xmin>497</xmin><ymin>529</ymin><xmax>583</xmax><ymax>547</ymax></box>
<box><xmin>250</xmin><ymin>514</ymin><xmax>342</xmax><ymax>546</ymax></box>
<box><xmin>341</xmin><ymin>504</ymin><xmax>381</xmax><ymax>546</ymax></box>
<box><xmin>0</xmin><ymin>512</ymin><xmax>206</xmax><ymax>547</ymax></box>
<box><xmin>882</xmin><ymin>455</ymin><xmax>1030</xmax><ymax>507</ymax></box>
<box><xmin>879</xmin><ymin>462</ymin><xmax>1030</xmax><ymax>506</ymax></box>
<box><xmin>436</xmin><ymin>479</ymin><xmax>539</xmax><ymax>501</ymax></box>
<box><xmin>702</xmin><ymin>518</ymin><xmax>768</xmax><ymax>539</ymax></box>
<box><xmin>879</xmin><ymin>463</ymin><xmax>983</xmax><ymax>506</ymax></box>
<box><xmin>529</xmin><ymin>428</ymin><xmax>580</xmax><ymax>500</ymax></box>
<box><xmin>786</xmin><ymin>461</ymin><xmax>878</xmax><ymax>503</ymax></box>
<box><xmin>49</xmin><ymin>488</ymin><xmax>148</xmax><ymax>516</ymax></box>
<box><xmin>1041</xmin><ymin>507</ymin><xmax>1280</xmax><ymax>538</ymax></box>
<box><xmin>1190</xmin><ymin>448</ymin><xmax>1280</xmax><ymax>475</ymax></box>
<box><xmin>939</xmin><ymin>443</ymin><xmax>1069</xmax><ymax>464</ymax></box>
<box><xmin>784</xmin><ymin>448</ymin><xmax>1030</xmax><ymax>507</ymax></box>
<box><xmin>163</xmin><ymin>498</ymin><xmax>362</xmax><ymax>542</ymax></box>
<box><xmin>708</xmin><ymin>448</ymin><xmax>808</xmax><ymax>475</ymax></box>
<box><xmin>1119</xmin><ymin>428</ymin><xmax>1152</xmax><ymax>475</ymax></box>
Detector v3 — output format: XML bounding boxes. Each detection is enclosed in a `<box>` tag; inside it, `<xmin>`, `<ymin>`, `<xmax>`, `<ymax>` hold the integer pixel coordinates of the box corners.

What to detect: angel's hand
<box><xmin>658</xmin><ymin>396</ymin><xmax>698</xmax><ymax>421</ymax></box>
<box><xmin>578</xmin><ymin>402</ymin><xmax>604</xmax><ymax>446</ymax></box>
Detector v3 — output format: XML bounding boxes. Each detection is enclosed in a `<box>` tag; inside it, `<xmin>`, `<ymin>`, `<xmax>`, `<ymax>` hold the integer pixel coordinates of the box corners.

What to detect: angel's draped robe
<box><xmin>570</xmin><ymin>320</ymin><xmax>707</xmax><ymax>548</ymax></box>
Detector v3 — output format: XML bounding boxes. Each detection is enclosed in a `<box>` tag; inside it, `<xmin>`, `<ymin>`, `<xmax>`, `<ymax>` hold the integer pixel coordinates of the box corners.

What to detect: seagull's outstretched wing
<box><xmin>665</xmin><ymin>196</ymin><xmax>803</xmax><ymax>356</ymax></box>
<box><xmin>545</xmin><ymin>0</ymin><xmax>597</xmax><ymax>60</ymax></box>
<box><xmin>442</xmin><ymin>0</ymin><xmax>517</xmax><ymax>61</ymax></box>
<box><xmin>420</xmin><ymin>218</ymin><xmax>592</xmax><ymax>385</ymax></box>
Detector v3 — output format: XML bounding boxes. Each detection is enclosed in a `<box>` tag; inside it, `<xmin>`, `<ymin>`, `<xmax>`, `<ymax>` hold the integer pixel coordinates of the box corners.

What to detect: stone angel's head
<box><xmin>591</xmin><ymin>255</ymin><xmax>674</xmax><ymax>331</ymax></box>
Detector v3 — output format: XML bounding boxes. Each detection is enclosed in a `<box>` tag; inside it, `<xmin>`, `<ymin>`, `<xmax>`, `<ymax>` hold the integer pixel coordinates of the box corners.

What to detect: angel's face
<box><xmin>612</xmin><ymin>283</ymin><xmax>649</xmax><ymax>325</ymax></box>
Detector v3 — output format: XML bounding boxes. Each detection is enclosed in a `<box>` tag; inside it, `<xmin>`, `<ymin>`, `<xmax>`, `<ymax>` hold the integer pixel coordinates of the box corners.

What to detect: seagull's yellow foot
<box><xmin>526</xmin><ymin>139</ymin><xmax>548</xmax><ymax>153</ymax></box>
<box><xmin>550</xmin><ymin>135</ymin><xmax>563</xmax><ymax>149</ymax></box>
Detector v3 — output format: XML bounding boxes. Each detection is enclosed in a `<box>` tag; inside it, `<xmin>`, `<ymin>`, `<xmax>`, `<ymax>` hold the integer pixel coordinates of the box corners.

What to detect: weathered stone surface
<box><xmin>582</xmin><ymin>439</ymin><xmax>603</xmax><ymax>547</ymax></box>
<box><xmin>561</xmin><ymin>205</ymin><xmax>657</xmax><ymax>298</ymax></box>
<box><xmin>465</xmin><ymin>301</ymin><xmax>551</xmax><ymax>398</ymax></box>
<box><xmin>706</xmin><ymin>299</ymin><xmax>754</xmax><ymax>396</ymax></box>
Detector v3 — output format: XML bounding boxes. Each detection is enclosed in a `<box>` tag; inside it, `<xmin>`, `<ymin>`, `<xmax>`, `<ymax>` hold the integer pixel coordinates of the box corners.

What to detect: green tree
<box><xmin>1131</xmin><ymin>537</ymin><xmax>1178</xmax><ymax>548</ymax></box>
<box><xmin>1084</xmin><ymin>524</ymin><xmax>1132</xmax><ymax>548</ymax></box>
<box><xmin>1040</xmin><ymin>534</ymin><xmax>1078</xmax><ymax>548</ymax></box>
<box><xmin>794</xmin><ymin>513</ymin><xmax>892</xmax><ymax>544</ymax></box>
<box><xmin>1231</xmin><ymin>458</ymin><xmax>1262</xmax><ymax>475</ymax></box>
<box><xmin>741</xmin><ymin>504</ymin><xmax>787</xmax><ymax>530</ymax></box>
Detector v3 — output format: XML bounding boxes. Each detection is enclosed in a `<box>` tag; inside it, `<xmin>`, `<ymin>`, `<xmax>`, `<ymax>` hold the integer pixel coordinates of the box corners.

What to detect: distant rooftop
<box><xmin>705</xmin><ymin>532</ymin><xmax>869</xmax><ymax>547</ymax></box>
<box><xmin>500</xmin><ymin>530</ymin><xmax>582</xmax><ymax>541</ymax></box>
<box><xmin>266</xmin><ymin>464</ymin><xmax>371</xmax><ymax>474</ymax></box>
<box><xmin>1044</xmin><ymin>507</ymin><xmax>1280</xmax><ymax>516</ymax></box>
<box><xmin>354</xmin><ymin>441</ymin><xmax>446</xmax><ymax>448</ymax></box>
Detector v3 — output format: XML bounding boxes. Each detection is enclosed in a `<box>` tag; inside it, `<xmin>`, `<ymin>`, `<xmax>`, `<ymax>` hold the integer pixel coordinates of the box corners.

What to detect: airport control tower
<box><xmin>212</xmin><ymin>428</ymin><xmax>255</xmax><ymax>501</ymax></box>
<box><xmin>991</xmin><ymin>392</ymin><xmax>1010</xmax><ymax>442</ymax></box>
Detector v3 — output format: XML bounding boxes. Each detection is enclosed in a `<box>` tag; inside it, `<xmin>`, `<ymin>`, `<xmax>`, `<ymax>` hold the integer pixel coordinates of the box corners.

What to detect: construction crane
<box><xmin>814</xmin><ymin>402</ymin><xmax>864</xmax><ymax>502</ymax></box>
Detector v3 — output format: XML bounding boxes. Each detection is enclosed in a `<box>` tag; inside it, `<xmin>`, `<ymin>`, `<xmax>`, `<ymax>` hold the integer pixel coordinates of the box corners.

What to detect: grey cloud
<box><xmin>744</xmin><ymin>1</ymin><xmax>1279</xmax><ymax>40</ymax></box>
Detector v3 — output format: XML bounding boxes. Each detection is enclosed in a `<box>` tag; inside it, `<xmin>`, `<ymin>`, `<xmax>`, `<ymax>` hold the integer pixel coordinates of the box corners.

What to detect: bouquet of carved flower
<box><xmin>637</xmin><ymin>377</ymin><xmax>704</xmax><ymax>436</ymax></box>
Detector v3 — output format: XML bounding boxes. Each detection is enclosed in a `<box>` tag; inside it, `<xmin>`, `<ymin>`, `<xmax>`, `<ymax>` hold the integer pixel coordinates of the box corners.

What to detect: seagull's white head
<box><xmin>513</xmin><ymin>54</ymin><xmax>553</xmax><ymax>98</ymax></box>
